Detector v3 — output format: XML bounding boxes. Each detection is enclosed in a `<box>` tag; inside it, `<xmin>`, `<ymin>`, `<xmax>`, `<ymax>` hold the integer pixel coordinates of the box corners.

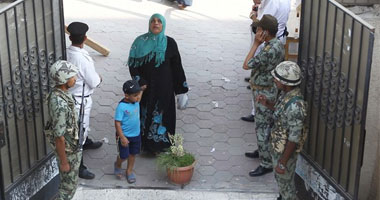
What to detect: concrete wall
<box><xmin>353</xmin><ymin>6</ymin><xmax>380</xmax><ymax>200</ymax></box>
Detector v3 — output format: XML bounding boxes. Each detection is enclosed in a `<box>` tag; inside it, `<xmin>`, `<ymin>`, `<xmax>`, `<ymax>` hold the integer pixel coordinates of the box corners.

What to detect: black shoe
<box><xmin>83</xmin><ymin>138</ymin><xmax>103</xmax><ymax>150</ymax></box>
<box><xmin>245</xmin><ymin>149</ymin><xmax>259</xmax><ymax>158</ymax></box>
<box><xmin>244</xmin><ymin>77</ymin><xmax>250</xmax><ymax>82</ymax></box>
<box><xmin>79</xmin><ymin>168</ymin><xmax>95</xmax><ymax>179</ymax></box>
<box><xmin>249</xmin><ymin>166</ymin><xmax>273</xmax><ymax>177</ymax></box>
<box><xmin>277</xmin><ymin>195</ymin><xmax>282</xmax><ymax>200</ymax></box>
<box><xmin>241</xmin><ymin>114</ymin><xmax>255</xmax><ymax>122</ymax></box>
<box><xmin>247</xmin><ymin>85</ymin><xmax>251</xmax><ymax>90</ymax></box>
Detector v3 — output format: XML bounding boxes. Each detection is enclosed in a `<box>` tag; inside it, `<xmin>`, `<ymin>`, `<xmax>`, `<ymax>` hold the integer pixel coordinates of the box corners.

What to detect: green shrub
<box><xmin>156</xmin><ymin>134</ymin><xmax>195</xmax><ymax>171</ymax></box>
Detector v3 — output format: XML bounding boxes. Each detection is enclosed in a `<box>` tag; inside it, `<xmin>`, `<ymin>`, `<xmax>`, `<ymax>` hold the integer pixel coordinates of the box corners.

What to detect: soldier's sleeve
<box><xmin>247</xmin><ymin>44</ymin><xmax>272</xmax><ymax>70</ymax></box>
<box><xmin>286</xmin><ymin>101</ymin><xmax>305</xmax><ymax>143</ymax></box>
<box><xmin>50</xmin><ymin>97</ymin><xmax>69</xmax><ymax>138</ymax></box>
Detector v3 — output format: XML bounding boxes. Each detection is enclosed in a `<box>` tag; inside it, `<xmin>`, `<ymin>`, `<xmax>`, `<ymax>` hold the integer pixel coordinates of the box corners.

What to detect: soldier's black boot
<box><xmin>79</xmin><ymin>156</ymin><xmax>95</xmax><ymax>179</ymax></box>
<box><xmin>83</xmin><ymin>137</ymin><xmax>103</xmax><ymax>150</ymax></box>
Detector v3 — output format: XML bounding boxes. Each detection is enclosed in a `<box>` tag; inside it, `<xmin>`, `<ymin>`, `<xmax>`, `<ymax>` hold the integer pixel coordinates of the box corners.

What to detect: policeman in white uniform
<box><xmin>243</xmin><ymin>0</ymin><xmax>291</xmax><ymax>158</ymax></box>
<box><xmin>67</xmin><ymin>22</ymin><xmax>102</xmax><ymax>180</ymax></box>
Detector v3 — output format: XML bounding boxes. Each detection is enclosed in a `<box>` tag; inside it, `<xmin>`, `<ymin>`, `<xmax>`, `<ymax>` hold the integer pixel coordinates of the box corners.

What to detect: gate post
<box><xmin>0</xmin><ymin>121</ymin><xmax>4</xmax><ymax>200</ymax></box>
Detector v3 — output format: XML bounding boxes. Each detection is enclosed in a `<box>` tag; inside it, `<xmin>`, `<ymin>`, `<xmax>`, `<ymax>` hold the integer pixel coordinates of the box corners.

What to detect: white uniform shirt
<box><xmin>67</xmin><ymin>45</ymin><xmax>101</xmax><ymax>96</ymax></box>
<box><xmin>258</xmin><ymin>0</ymin><xmax>291</xmax><ymax>44</ymax></box>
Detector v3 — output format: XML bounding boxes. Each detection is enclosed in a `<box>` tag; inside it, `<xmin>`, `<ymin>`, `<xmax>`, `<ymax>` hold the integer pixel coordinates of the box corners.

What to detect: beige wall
<box><xmin>357</xmin><ymin>14</ymin><xmax>380</xmax><ymax>200</ymax></box>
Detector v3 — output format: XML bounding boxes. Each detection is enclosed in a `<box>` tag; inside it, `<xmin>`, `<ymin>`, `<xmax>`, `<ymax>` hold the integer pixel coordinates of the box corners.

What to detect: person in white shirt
<box><xmin>67</xmin><ymin>22</ymin><xmax>102</xmax><ymax>180</ymax></box>
<box><xmin>243</xmin><ymin>0</ymin><xmax>291</xmax><ymax>160</ymax></box>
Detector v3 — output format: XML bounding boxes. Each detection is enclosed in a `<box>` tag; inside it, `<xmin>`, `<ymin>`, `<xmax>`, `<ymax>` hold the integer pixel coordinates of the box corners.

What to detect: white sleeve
<box><xmin>82</xmin><ymin>59</ymin><xmax>101</xmax><ymax>89</ymax></box>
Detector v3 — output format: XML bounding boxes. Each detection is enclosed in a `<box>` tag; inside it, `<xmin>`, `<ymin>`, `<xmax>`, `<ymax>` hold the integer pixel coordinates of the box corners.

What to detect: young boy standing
<box><xmin>114</xmin><ymin>80</ymin><xmax>142</xmax><ymax>183</ymax></box>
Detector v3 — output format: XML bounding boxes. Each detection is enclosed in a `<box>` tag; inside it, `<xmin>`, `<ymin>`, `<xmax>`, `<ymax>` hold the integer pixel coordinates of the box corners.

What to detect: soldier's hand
<box><xmin>254</xmin><ymin>30</ymin><xmax>266</xmax><ymax>45</ymax></box>
<box><xmin>275</xmin><ymin>164</ymin><xmax>286</xmax><ymax>174</ymax></box>
<box><xmin>60</xmin><ymin>162</ymin><xmax>70</xmax><ymax>173</ymax></box>
<box><xmin>256</xmin><ymin>94</ymin><xmax>267</xmax><ymax>105</ymax></box>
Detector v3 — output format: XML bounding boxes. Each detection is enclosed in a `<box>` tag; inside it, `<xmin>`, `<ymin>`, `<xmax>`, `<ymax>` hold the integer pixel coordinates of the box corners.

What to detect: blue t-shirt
<box><xmin>114</xmin><ymin>101</ymin><xmax>140</xmax><ymax>137</ymax></box>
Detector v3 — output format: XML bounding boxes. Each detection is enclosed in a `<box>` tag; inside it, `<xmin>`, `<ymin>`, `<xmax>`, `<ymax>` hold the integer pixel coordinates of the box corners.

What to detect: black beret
<box><xmin>67</xmin><ymin>22</ymin><xmax>89</xmax><ymax>36</ymax></box>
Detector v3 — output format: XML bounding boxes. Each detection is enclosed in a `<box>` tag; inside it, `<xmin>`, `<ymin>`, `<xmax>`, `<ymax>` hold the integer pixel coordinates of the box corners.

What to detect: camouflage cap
<box><xmin>251</xmin><ymin>14</ymin><xmax>278</xmax><ymax>34</ymax></box>
<box><xmin>49</xmin><ymin>60</ymin><xmax>78</xmax><ymax>86</ymax></box>
<box><xmin>271</xmin><ymin>61</ymin><xmax>302</xmax><ymax>86</ymax></box>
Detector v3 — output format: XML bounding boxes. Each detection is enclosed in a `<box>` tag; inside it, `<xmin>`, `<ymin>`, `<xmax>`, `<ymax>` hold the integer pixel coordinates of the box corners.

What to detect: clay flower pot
<box><xmin>167</xmin><ymin>161</ymin><xmax>196</xmax><ymax>186</ymax></box>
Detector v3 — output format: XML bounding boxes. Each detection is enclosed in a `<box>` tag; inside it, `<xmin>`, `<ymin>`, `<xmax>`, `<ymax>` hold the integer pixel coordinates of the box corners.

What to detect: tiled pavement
<box><xmin>64</xmin><ymin>0</ymin><xmax>277</xmax><ymax>195</ymax></box>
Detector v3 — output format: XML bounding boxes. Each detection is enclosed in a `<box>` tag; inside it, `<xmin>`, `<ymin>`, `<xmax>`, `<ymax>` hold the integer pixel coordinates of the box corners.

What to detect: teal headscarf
<box><xmin>128</xmin><ymin>13</ymin><xmax>167</xmax><ymax>68</ymax></box>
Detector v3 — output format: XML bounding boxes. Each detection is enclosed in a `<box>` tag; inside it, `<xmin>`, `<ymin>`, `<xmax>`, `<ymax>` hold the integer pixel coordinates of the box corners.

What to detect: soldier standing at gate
<box><xmin>45</xmin><ymin>60</ymin><xmax>81</xmax><ymax>199</ymax></box>
<box><xmin>257</xmin><ymin>61</ymin><xmax>307</xmax><ymax>200</ymax></box>
<box><xmin>67</xmin><ymin>22</ymin><xmax>103</xmax><ymax>179</ymax></box>
<box><xmin>243</xmin><ymin>14</ymin><xmax>285</xmax><ymax>177</ymax></box>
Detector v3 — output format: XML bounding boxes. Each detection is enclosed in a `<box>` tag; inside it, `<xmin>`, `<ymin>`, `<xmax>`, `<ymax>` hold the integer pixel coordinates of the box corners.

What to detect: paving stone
<box><xmin>228</xmin><ymin>138</ymin><xmax>246</xmax><ymax>147</ymax></box>
<box><xmin>182</xmin><ymin>115</ymin><xmax>198</xmax><ymax>124</ymax></box>
<box><xmin>197</xmin><ymin>139</ymin><xmax>215</xmax><ymax>147</ymax></box>
<box><xmin>213</xmin><ymin>171</ymin><xmax>234</xmax><ymax>182</ymax></box>
<box><xmin>211</xmin><ymin>124</ymin><xmax>228</xmax><ymax>133</ymax></box>
<box><xmin>213</xmin><ymin>160</ymin><xmax>233</xmax><ymax>171</ymax></box>
<box><xmin>212</xmin><ymin>150</ymin><xmax>231</xmax><ymax>161</ymax></box>
<box><xmin>197</xmin><ymin>129</ymin><xmax>214</xmax><ymax>137</ymax></box>
<box><xmin>196</xmin><ymin>112</ymin><xmax>214</xmax><ymax>120</ymax></box>
<box><xmin>182</xmin><ymin>124</ymin><xmax>199</xmax><ymax>133</ymax></box>
<box><xmin>197</xmin><ymin>156</ymin><xmax>216</xmax><ymax>166</ymax></box>
<box><xmin>196</xmin><ymin>103</ymin><xmax>213</xmax><ymax>112</ymax></box>
<box><xmin>212</xmin><ymin>133</ymin><xmax>229</xmax><ymax>142</ymax></box>
<box><xmin>197</xmin><ymin>146</ymin><xmax>214</xmax><ymax>156</ymax></box>
<box><xmin>212</xmin><ymin>142</ymin><xmax>229</xmax><ymax>151</ymax></box>
<box><xmin>198</xmin><ymin>166</ymin><xmax>216</xmax><ymax>176</ymax></box>
<box><xmin>195</xmin><ymin>120</ymin><xmax>214</xmax><ymax>129</ymax></box>
<box><xmin>228</xmin><ymin>147</ymin><xmax>246</xmax><ymax>156</ymax></box>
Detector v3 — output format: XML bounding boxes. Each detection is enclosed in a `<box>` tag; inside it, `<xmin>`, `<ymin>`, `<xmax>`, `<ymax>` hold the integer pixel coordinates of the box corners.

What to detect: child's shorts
<box><xmin>117</xmin><ymin>135</ymin><xmax>141</xmax><ymax>159</ymax></box>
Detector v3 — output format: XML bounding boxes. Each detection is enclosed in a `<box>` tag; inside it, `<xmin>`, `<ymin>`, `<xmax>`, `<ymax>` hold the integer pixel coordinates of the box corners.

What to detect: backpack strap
<box><xmin>284</xmin><ymin>96</ymin><xmax>302</xmax><ymax>111</ymax></box>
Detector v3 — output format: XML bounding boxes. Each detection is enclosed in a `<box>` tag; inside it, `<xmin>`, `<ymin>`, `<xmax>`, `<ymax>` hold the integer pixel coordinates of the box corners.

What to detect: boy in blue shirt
<box><xmin>114</xmin><ymin>80</ymin><xmax>142</xmax><ymax>183</ymax></box>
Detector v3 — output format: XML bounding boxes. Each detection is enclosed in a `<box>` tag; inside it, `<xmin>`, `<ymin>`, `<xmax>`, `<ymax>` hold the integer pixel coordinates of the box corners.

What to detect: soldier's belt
<box><xmin>250</xmin><ymin>83</ymin><xmax>272</xmax><ymax>91</ymax></box>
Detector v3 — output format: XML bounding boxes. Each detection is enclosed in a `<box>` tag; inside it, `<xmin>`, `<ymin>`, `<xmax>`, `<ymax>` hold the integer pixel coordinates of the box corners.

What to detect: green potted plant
<box><xmin>157</xmin><ymin>134</ymin><xmax>196</xmax><ymax>187</ymax></box>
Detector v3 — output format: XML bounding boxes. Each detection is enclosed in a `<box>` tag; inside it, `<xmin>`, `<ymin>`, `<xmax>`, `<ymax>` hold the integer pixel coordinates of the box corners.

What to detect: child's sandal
<box><xmin>114</xmin><ymin>162</ymin><xmax>124</xmax><ymax>179</ymax></box>
<box><xmin>127</xmin><ymin>173</ymin><xmax>136</xmax><ymax>183</ymax></box>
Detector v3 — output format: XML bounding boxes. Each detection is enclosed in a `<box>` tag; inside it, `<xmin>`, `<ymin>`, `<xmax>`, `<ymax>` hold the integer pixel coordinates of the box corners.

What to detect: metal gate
<box><xmin>335</xmin><ymin>0</ymin><xmax>379</xmax><ymax>6</ymax></box>
<box><xmin>0</xmin><ymin>0</ymin><xmax>65</xmax><ymax>199</ymax></box>
<box><xmin>298</xmin><ymin>0</ymin><xmax>375</xmax><ymax>199</ymax></box>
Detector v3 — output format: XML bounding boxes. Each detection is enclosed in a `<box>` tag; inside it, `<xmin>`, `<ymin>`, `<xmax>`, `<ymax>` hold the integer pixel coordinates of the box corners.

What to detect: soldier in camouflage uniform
<box><xmin>243</xmin><ymin>14</ymin><xmax>285</xmax><ymax>176</ymax></box>
<box><xmin>257</xmin><ymin>61</ymin><xmax>307</xmax><ymax>200</ymax></box>
<box><xmin>45</xmin><ymin>60</ymin><xmax>81</xmax><ymax>200</ymax></box>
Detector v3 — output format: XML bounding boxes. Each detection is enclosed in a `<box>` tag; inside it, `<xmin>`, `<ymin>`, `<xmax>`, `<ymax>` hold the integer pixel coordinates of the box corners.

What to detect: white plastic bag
<box><xmin>177</xmin><ymin>93</ymin><xmax>188</xmax><ymax>110</ymax></box>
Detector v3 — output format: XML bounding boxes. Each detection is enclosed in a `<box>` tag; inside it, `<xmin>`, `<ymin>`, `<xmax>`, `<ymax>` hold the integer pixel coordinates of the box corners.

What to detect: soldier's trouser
<box><xmin>271</xmin><ymin>150</ymin><xmax>298</xmax><ymax>200</ymax></box>
<box><xmin>253</xmin><ymin>87</ymin><xmax>276</xmax><ymax>168</ymax></box>
<box><xmin>56</xmin><ymin>151</ymin><xmax>82</xmax><ymax>200</ymax></box>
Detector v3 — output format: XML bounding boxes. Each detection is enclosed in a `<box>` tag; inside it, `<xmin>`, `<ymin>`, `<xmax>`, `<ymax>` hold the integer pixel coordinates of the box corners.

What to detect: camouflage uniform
<box><xmin>270</xmin><ymin>61</ymin><xmax>307</xmax><ymax>200</ymax></box>
<box><xmin>45</xmin><ymin>60</ymin><xmax>81</xmax><ymax>200</ymax></box>
<box><xmin>248</xmin><ymin>38</ymin><xmax>284</xmax><ymax>168</ymax></box>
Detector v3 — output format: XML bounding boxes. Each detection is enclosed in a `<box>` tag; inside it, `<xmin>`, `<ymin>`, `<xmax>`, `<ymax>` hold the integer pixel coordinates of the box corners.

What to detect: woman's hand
<box><xmin>120</xmin><ymin>136</ymin><xmax>129</xmax><ymax>147</ymax></box>
<box><xmin>141</xmin><ymin>85</ymin><xmax>147</xmax><ymax>91</ymax></box>
<box><xmin>60</xmin><ymin>161</ymin><xmax>70</xmax><ymax>173</ymax></box>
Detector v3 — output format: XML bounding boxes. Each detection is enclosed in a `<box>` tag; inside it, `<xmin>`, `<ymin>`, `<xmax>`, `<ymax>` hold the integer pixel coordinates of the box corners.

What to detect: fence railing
<box><xmin>0</xmin><ymin>0</ymin><xmax>65</xmax><ymax>198</ymax></box>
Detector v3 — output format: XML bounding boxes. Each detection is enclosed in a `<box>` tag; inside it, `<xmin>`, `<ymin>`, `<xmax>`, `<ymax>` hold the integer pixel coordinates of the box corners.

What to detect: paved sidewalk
<box><xmin>64</xmin><ymin>0</ymin><xmax>278</xmax><ymax>197</ymax></box>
